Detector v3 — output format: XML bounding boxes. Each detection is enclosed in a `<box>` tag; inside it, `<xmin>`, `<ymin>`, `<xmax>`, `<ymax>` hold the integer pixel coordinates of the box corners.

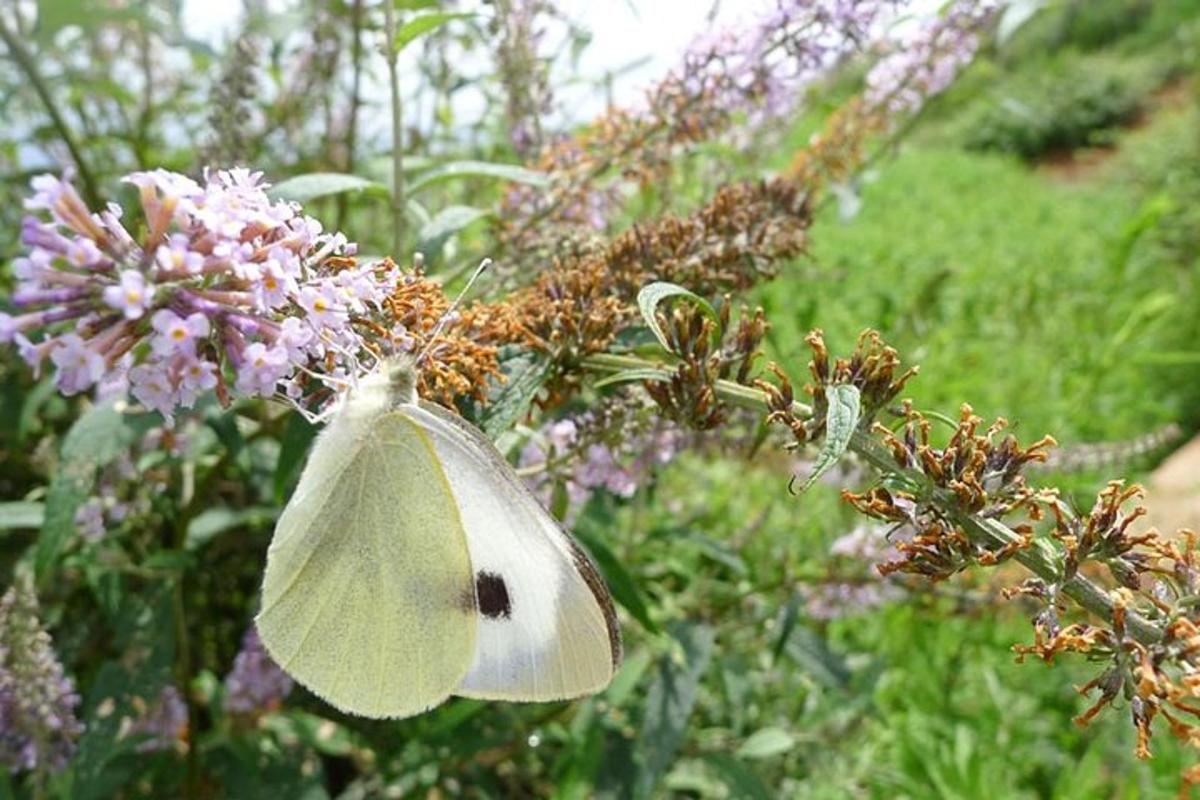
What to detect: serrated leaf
<box><xmin>736</xmin><ymin>727</ymin><xmax>795</xmax><ymax>760</ymax></box>
<box><xmin>636</xmin><ymin>622</ymin><xmax>715</xmax><ymax>799</ymax></box>
<box><xmin>36</xmin><ymin>404</ymin><xmax>145</xmax><ymax>580</ymax></box>
<box><xmin>592</xmin><ymin>367</ymin><xmax>673</xmax><ymax>389</ymax></box>
<box><xmin>408</xmin><ymin>160</ymin><xmax>549</xmax><ymax>194</ymax></box>
<box><xmin>479</xmin><ymin>352</ymin><xmax>550</xmax><ymax>440</ymax></box>
<box><xmin>267</xmin><ymin>172</ymin><xmax>387</xmax><ymax>203</ymax></box>
<box><xmin>0</xmin><ymin>501</ymin><xmax>44</xmax><ymax>531</ymax></box>
<box><xmin>576</xmin><ymin>529</ymin><xmax>659</xmax><ymax>634</ymax></box>
<box><xmin>394</xmin><ymin>12</ymin><xmax>473</xmax><ymax>53</ymax></box>
<box><xmin>636</xmin><ymin>282</ymin><xmax>720</xmax><ymax>353</ymax></box>
<box><xmin>793</xmin><ymin>384</ymin><xmax>860</xmax><ymax>495</ymax></box>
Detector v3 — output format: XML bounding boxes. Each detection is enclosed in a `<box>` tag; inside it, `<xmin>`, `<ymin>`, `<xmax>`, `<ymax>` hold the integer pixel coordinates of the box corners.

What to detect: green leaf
<box><xmin>793</xmin><ymin>384</ymin><xmax>860</xmax><ymax>495</ymax></box>
<box><xmin>591</xmin><ymin>367</ymin><xmax>673</xmax><ymax>389</ymax></box>
<box><xmin>605</xmin><ymin>648</ymin><xmax>652</xmax><ymax>707</ymax></box>
<box><xmin>576</xmin><ymin>529</ymin><xmax>660</xmax><ymax>634</ymax></box>
<box><xmin>783</xmin><ymin>626</ymin><xmax>852</xmax><ymax>690</ymax></box>
<box><xmin>141</xmin><ymin>549</ymin><xmax>197</xmax><ymax>573</ymax></box>
<box><xmin>408</xmin><ymin>160</ymin><xmax>550</xmax><ymax>194</ymax></box>
<box><xmin>394</xmin><ymin>12</ymin><xmax>474</xmax><ymax>53</ymax></box>
<box><xmin>267</xmin><ymin>172</ymin><xmax>388</xmax><ymax>203</ymax></box>
<box><xmin>705</xmin><ymin>753</ymin><xmax>773</xmax><ymax>800</ymax></box>
<box><xmin>72</xmin><ymin>587</ymin><xmax>175</xmax><ymax>799</ymax></box>
<box><xmin>186</xmin><ymin>507</ymin><xmax>276</xmax><ymax>550</ymax></box>
<box><xmin>736</xmin><ymin>727</ymin><xmax>795</xmax><ymax>760</ymax></box>
<box><xmin>636</xmin><ymin>282</ymin><xmax>720</xmax><ymax>353</ymax></box>
<box><xmin>416</xmin><ymin>205</ymin><xmax>491</xmax><ymax>264</ymax></box>
<box><xmin>479</xmin><ymin>350</ymin><xmax>550</xmax><ymax>440</ymax></box>
<box><xmin>259</xmin><ymin>711</ymin><xmax>362</xmax><ymax>757</ymax></box>
<box><xmin>36</xmin><ymin>404</ymin><xmax>145</xmax><ymax>580</ymax></box>
<box><xmin>635</xmin><ymin>621</ymin><xmax>716</xmax><ymax>799</ymax></box>
<box><xmin>0</xmin><ymin>501</ymin><xmax>44</xmax><ymax>531</ymax></box>
<box><xmin>273</xmin><ymin>413</ymin><xmax>316</xmax><ymax>504</ymax></box>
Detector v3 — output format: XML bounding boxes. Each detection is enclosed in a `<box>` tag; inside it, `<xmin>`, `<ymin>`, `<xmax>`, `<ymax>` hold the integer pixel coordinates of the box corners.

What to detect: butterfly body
<box><xmin>256</xmin><ymin>357</ymin><xmax>621</xmax><ymax>718</ymax></box>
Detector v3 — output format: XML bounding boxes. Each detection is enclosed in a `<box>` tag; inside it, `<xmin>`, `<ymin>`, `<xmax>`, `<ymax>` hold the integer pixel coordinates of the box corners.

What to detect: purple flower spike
<box><xmin>0</xmin><ymin>576</ymin><xmax>84</xmax><ymax>774</ymax></box>
<box><xmin>223</xmin><ymin>627</ymin><xmax>293</xmax><ymax>716</ymax></box>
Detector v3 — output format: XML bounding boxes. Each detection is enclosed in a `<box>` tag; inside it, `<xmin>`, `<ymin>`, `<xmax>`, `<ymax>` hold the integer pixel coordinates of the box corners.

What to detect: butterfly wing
<box><xmin>256</xmin><ymin>409</ymin><xmax>477</xmax><ymax>718</ymax></box>
<box><xmin>399</xmin><ymin>402</ymin><xmax>621</xmax><ymax>701</ymax></box>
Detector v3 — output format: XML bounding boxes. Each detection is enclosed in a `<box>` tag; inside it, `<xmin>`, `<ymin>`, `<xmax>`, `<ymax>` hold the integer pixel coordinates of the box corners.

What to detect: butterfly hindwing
<box><xmin>400</xmin><ymin>402</ymin><xmax>621</xmax><ymax>701</ymax></box>
<box><xmin>256</xmin><ymin>409</ymin><xmax>477</xmax><ymax>718</ymax></box>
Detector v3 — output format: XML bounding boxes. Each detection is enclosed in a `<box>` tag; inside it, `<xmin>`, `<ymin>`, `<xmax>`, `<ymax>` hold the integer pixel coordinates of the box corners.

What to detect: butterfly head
<box><xmin>345</xmin><ymin>354</ymin><xmax>418</xmax><ymax>418</ymax></box>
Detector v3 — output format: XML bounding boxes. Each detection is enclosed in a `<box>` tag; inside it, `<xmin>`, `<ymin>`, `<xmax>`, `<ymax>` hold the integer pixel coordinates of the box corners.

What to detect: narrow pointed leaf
<box><xmin>394</xmin><ymin>12</ymin><xmax>473</xmax><ymax>53</ymax></box>
<box><xmin>635</xmin><ymin>622</ymin><xmax>715</xmax><ymax>798</ymax></box>
<box><xmin>794</xmin><ymin>384</ymin><xmax>860</xmax><ymax>495</ymax></box>
<box><xmin>408</xmin><ymin>160</ymin><xmax>549</xmax><ymax>194</ymax></box>
<box><xmin>267</xmin><ymin>172</ymin><xmax>387</xmax><ymax>203</ymax></box>
<box><xmin>636</xmin><ymin>282</ymin><xmax>720</xmax><ymax>353</ymax></box>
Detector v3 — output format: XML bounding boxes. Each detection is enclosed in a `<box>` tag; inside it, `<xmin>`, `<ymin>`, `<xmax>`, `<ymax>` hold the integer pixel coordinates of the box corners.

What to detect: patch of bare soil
<box><xmin>1142</xmin><ymin>433</ymin><xmax>1200</xmax><ymax>535</ymax></box>
<box><xmin>1037</xmin><ymin>76</ymin><xmax>1193</xmax><ymax>183</ymax></box>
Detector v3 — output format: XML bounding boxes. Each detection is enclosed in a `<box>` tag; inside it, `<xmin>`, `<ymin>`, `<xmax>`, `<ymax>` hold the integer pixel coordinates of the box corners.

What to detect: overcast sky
<box><xmin>178</xmin><ymin>0</ymin><xmax>951</xmax><ymax>137</ymax></box>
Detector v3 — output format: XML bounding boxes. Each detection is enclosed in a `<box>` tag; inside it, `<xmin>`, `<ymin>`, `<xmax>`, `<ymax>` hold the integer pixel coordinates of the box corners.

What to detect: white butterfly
<box><xmin>256</xmin><ymin>353</ymin><xmax>622</xmax><ymax>719</ymax></box>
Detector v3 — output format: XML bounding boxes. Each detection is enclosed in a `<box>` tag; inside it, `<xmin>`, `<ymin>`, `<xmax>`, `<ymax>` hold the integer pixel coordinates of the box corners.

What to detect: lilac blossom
<box><xmin>670</xmin><ymin>0</ymin><xmax>907</xmax><ymax>125</ymax></box>
<box><xmin>4</xmin><ymin>169</ymin><xmax>396</xmax><ymax>424</ymax></box>
<box><xmin>122</xmin><ymin>686</ymin><xmax>187</xmax><ymax>753</ymax></box>
<box><xmin>519</xmin><ymin>413</ymin><xmax>684</xmax><ymax>519</ymax></box>
<box><xmin>69</xmin><ymin>423</ymin><xmax>188</xmax><ymax>545</ymax></box>
<box><xmin>0</xmin><ymin>577</ymin><xmax>84</xmax><ymax>774</ymax></box>
<box><xmin>865</xmin><ymin>0</ymin><xmax>1002</xmax><ymax>116</ymax></box>
<box><xmin>801</xmin><ymin>523</ymin><xmax>910</xmax><ymax>620</ymax></box>
<box><xmin>223</xmin><ymin>627</ymin><xmax>293</xmax><ymax>716</ymax></box>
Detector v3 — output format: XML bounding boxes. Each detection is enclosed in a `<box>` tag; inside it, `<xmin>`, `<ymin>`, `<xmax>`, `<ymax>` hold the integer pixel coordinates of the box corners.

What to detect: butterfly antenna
<box><xmin>416</xmin><ymin>258</ymin><xmax>492</xmax><ymax>365</ymax></box>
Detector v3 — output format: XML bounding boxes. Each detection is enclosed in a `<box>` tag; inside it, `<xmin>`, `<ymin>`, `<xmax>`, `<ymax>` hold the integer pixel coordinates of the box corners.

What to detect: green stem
<box><xmin>337</xmin><ymin>0</ymin><xmax>365</xmax><ymax>232</ymax></box>
<box><xmin>579</xmin><ymin>351</ymin><xmax>1163</xmax><ymax>646</ymax></box>
<box><xmin>0</xmin><ymin>15</ymin><xmax>102</xmax><ymax>208</ymax></box>
<box><xmin>382</xmin><ymin>2</ymin><xmax>406</xmax><ymax>258</ymax></box>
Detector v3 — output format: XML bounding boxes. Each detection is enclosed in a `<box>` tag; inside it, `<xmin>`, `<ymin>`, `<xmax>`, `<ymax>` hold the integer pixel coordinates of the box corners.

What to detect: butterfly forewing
<box><xmin>401</xmin><ymin>402</ymin><xmax>621</xmax><ymax>701</ymax></box>
<box><xmin>256</xmin><ymin>410</ymin><xmax>477</xmax><ymax>718</ymax></box>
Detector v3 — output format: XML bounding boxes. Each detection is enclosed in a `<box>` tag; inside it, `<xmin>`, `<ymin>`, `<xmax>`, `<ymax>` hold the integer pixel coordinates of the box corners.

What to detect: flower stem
<box><xmin>580</xmin><ymin>351</ymin><xmax>1163</xmax><ymax>645</ymax></box>
<box><xmin>0</xmin><ymin>15</ymin><xmax>102</xmax><ymax>208</ymax></box>
<box><xmin>381</xmin><ymin>2</ymin><xmax>406</xmax><ymax>259</ymax></box>
<box><xmin>337</xmin><ymin>0</ymin><xmax>365</xmax><ymax>232</ymax></box>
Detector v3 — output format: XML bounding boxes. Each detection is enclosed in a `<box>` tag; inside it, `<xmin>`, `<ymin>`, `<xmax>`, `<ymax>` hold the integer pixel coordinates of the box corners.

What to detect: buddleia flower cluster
<box><xmin>498</xmin><ymin>0</ymin><xmax>904</xmax><ymax>255</ymax></box>
<box><xmin>865</xmin><ymin>0</ymin><xmax>1001</xmax><ymax>116</ymax></box>
<box><xmin>0</xmin><ymin>577</ymin><xmax>84</xmax><ymax>774</ymax></box>
<box><xmin>519</xmin><ymin>406</ymin><xmax>684</xmax><ymax>519</ymax></box>
<box><xmin>801</xmin><ymin>523</ymin><xmax>908</xmax><ymax>621</ymax></box>
<box><xmin>222</xmin><ymin>627</ymin><xmax>293</xmax><ymax>717</ymax></box>
<box><xmin>5</xmin><ymin>169</ymin><xmax>395</xmax><ymax>422</ymax></box>
<box><xmin>120</xmin><ymin>686</ymin><xmax>188</xmax><ymax>754</ymax></box>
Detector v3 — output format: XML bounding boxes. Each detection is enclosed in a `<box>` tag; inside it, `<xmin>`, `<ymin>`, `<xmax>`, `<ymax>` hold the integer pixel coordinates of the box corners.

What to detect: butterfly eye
<box><xmin>475</xmin><ymin>571</ymin><xmax>512</xmax><ymax>620</ymax></box>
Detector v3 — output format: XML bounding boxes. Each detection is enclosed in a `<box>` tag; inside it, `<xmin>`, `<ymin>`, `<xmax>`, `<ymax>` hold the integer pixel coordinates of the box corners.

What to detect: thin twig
<box><xmin>382</xmin><ymin>2</ymin><xmax>406</xmax><ymax>258</ymax></box>
<box><xmin>337</xmin><ymin>0</ymin><xmax>365</xmax><ymax>232</ymax></box>
<box><xmin>0</xmin><ymin>13</ymin><xmax>103</xmax><ymax>208</ymax></box>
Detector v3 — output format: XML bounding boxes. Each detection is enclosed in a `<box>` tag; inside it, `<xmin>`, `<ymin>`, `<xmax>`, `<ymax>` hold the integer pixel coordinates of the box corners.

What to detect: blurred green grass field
<box><xmin>610</xmin><ymin>8</ymin><xmax>1200</xmax><ymax>796</ymax></box>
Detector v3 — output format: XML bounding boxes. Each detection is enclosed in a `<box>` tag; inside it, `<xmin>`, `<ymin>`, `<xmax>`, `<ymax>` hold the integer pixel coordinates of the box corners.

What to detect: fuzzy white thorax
<box><xmin>340</xmin><ymin>355</ymin><xmax>419</xmax><ymax>424</ymax></box>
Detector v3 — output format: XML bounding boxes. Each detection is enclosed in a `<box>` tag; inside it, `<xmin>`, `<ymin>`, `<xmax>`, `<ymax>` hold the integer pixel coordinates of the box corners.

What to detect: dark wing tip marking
<box><xmin>564</xmin><ymin>538</ymin><xmax>622</xmax><ymax>669</ymax></box>
<box><xmin>476</xmin><ymin>571</ymin><xmax>513</xmax><ymax>620</ymax></box>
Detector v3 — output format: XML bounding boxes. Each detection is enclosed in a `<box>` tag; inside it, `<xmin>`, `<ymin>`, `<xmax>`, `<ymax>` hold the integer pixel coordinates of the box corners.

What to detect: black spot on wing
<box><xmin>476</xmin><ymin>571</ymin><xmax>512</xmax><ymax>620</ymax></box>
